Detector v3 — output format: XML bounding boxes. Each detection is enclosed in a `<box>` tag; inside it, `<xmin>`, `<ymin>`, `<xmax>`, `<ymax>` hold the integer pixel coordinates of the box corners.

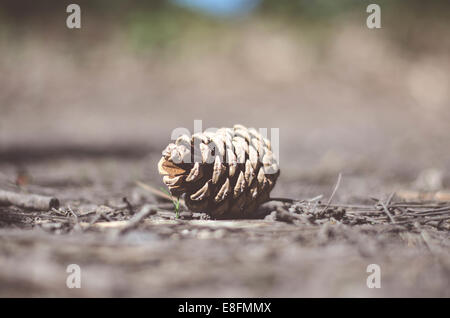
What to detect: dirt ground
<box><xmin>0</xmin><ymin>12</ymin><xmax>449</xmax><ymax>297</ymax></box>
<box><xmin>0</xmin><ymin>144</ymin><xmax>449</xmax><ymax>297</ymax></box>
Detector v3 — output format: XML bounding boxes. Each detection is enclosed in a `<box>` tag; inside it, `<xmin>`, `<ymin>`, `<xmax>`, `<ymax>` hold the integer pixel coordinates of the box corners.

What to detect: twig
<box><xmin>386</xmin><ymin>192</ymin><xmax>396</xmax><ymax>206</ymax></box>
<box><xmin>136</xmin><ymin>180</ymin><xmax>187</xmax><ymax>212</ymax></box>
<box><xmin>122</xmin><ymin>197</ymin><xmax>134</xmax><ymax>215</ymax></box>
<box><xmin>51</xmin><ymin>208</ymin><xmax>66</xmax><ymax>216</ymax></box>
<box><xmin>308</xmin><ymin>194</ymin><xmax>324</xmax><ymax>202</ymax></box>
<box><xmin>409</xmin><ymin>206</ymin><xmax>450</xmax><ymax>214</ymax></box>
<box><xmin>378</xmin><ymin>198</ymin><xmax>396</xmax><ymax>224</ymax></box>
<box><xmin>67</xmin><ymin>205</ymin><xmax>78</xmax><ymax>222</ymax></box>
<box><xmin>135</xmin><ymin>180</ymin><xmax>174</xmax><ymax>201</ymax></box>
<box><xmin>118</xmin><ymin>204</ymin><xmax>157</xmax><ymax>234</ymax></box>
<box><xmin>0</xmin><ymin>190</ymin><xmax>59</xmax><ymax>211</ymax></box>
<box><xmin>318</xmin><ymin>173</ymin><xmax>342</xmax><ymax>215</ymax></box>
<box><xmin>406</xmin><ymin>210</ymin><xmax>450</xmax><ymax>217</ymax></box>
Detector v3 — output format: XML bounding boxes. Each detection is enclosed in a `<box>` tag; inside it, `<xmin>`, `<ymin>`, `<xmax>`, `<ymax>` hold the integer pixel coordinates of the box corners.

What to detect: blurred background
<box><xmin>0</xmin><ymin>0</ymin><xmax>449</xmax><ymax>199</ymax></box>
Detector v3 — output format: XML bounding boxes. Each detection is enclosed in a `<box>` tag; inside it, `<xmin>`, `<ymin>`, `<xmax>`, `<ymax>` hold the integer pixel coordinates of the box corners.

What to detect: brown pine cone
<box><xmin>158</xmin><ymin>125</ymin><xmax>280</xmax><ymax>218</ymax></box>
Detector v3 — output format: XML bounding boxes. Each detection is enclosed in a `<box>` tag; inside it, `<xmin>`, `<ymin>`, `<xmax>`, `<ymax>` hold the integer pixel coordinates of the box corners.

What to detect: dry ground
<box><xmin>0</xmin><ymin>154</ymin><xmax>448</xmax><ymax>297</ymax></box>
<box><xmin>0</xmin><ymin>20</ymin><xmax>449</xmax><ymax>297</ymax></box>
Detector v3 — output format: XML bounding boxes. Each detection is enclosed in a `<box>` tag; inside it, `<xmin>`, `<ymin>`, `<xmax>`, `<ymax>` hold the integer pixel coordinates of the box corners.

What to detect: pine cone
<box><xmin>158</xmin><ymin>125</ymin><xmax>280</xmax><ymax>218</ymax></box>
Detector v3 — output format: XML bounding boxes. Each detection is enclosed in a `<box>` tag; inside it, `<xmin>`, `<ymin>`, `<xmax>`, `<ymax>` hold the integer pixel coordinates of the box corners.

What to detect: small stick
<box><xmin>118</xmin><ymin>204</ymin><xmax>157</xmax><ymax>234</ymax></box>
<box><xmin>83</xmin><ymin>209</ymin><xmax>113</xmax><ymax>230</ymax></box>
<box><xmin>318</xmin><ymin>173</ymin><xmax>342</xmax><ymax>215</ymax></box>
<box><xmin>269</xmin><ymin>195</ymin><xmax>323</xmax><ymax>204</ymax></box>
<box><xmin>308</xmin><ymin>194</ymin><xmax>324</xmax><ymax>202</ymax></box>
<box><xmin>0</xmin><ymin>190</ymin><xmax>59</xmax><ymax>211</ymax></box>
<box><xmin>135</xmin><ymin>180</ymin><xmax>174</xmax><ymax>201</ymax></box>
<box><xmin>406</xmin><ymin>210</ymin><xmax>450</xmax><ymax>217</ymax></box>
<box><xmin>136</xmin><ymin>180</ymin><xmax>187</xmax><ymax>209</ymax></box>
<box><xmin>67</xmin><ymin>205</ymin><xmax>78</xmax><ymax>222</ymax></box>
<box><xmin>421</xmin><ymin>216</ymin><xmax>450</xmax><ymax>224</ymax></box>
<box><xmin>409</xmin><ymin>206</ymin><xmax>450</xmax><ymax>214</ymax></box>
<box><xmin>386</xmin><ymin>192</ymin><xmax>396</xmax><ymax>206</ymax></box>
<box><xmin>51</xmin><ymin>208</ymin><xmax>66</xmax><ymax>216</ymax></box>
<box><xmin>122</xmin><ymin>197</ymin><xmax>134</xmax><ymax>215</ymax></box>
<box><xmin>378</xmin><ymin>199</ymin><xmax>396</xmax><ymax>224</ymax></box>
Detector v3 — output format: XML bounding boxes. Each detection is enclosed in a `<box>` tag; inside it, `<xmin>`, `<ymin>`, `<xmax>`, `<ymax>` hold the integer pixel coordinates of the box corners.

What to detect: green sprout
<box><xmin>160</xmin><ymin>187</ymin><xmax>181</xmax><ymax>219</ymax></box>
